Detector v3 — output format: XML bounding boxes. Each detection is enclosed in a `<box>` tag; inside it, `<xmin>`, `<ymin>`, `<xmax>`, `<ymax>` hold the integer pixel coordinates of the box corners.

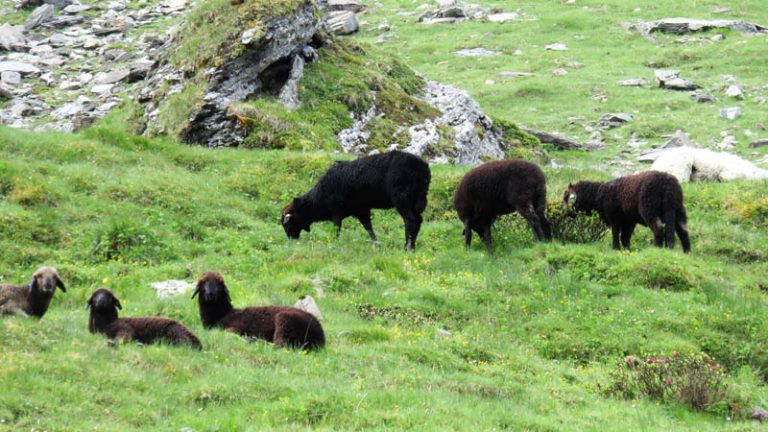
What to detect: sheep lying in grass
<box><xmin>281</xmin><ymin>150</ymin><xmax>431</xmax><ymax>250</ymax></box>
<box><xmin>86</xmin><ymin>288</ymin><xmax>202</xmax><ymax>349</ymax></box>
<box><xmin>193</xmin><ymin>272</ymin><xmax>325</xmax><ymax>350</ymax></box>
<box><xmin>563</xmin><ymin>170</ymin><xmax>691</xmax><ymax>252</ymax></box>
<box><xmin>0</xmin><ymin>266</ymin><xmax>66</xmax><ymax>318</ymax></box>
<box><xmin>453</xmin><ymin>160</ymin><xmax>552</xmax><ymax>251</ymax></box>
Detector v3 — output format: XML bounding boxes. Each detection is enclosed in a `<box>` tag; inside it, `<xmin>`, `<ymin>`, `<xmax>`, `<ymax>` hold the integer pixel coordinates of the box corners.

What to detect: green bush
<box><xmin>604</xmin><ymin>353</ymin><xmax>729</xmax><ymax>413</ymax></box>
<box><xmin>547</xmin><ymin>202</ymin><xmax>607</xmax><ymax>243</ymax></box>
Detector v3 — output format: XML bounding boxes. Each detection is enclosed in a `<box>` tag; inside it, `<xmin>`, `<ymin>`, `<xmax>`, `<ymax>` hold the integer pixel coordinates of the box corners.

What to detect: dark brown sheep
<box><xmin>454</xmin><ymin>160</ymin><xmax>552</xmax><ymax>251</ymax></box>
<box><xmin>280</xmin><ymin>150</ymin><xmax>431</xmax><ymax>250</ymax></box>
<box><xmin>563</xmin><ymin>170</ymin><xmax>691</xmax><ymax>252</ymax></box>
<box><xmin>0</xmin><ymin>266</ymin><xmax>66</xmax><ymax>318</ymax></box>
<box><xmin>86</xmin><ymin>288</ymin><xmax>202</xmax><ymax>349</ymax></box>
<box><xmin>192</xmin><ymin>272</ymin><xmax>325</xmax><ymax>350</ymax></box>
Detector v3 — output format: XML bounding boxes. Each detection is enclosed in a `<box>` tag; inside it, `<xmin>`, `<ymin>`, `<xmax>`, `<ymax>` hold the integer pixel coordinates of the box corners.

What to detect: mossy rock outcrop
<box><xmin>139</xmin><ymin>0</ymin><xmax>544</xmax><ymax>164</ymax></box>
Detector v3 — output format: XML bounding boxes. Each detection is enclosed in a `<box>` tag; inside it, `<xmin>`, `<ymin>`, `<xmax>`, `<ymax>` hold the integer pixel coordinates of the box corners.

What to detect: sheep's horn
<box><xmin>282</xmin><ymin>213</ymin><xmax>291</xmax><ymax>224</ymax></box>
<box><xmin>115</xmin><ymin>299</ymin><xmax>122</xmax><ymax>310</ymax></box>
<box><xmin>27</xmin><ymin>280</ymin><xmax>35</xmax><ymax>295</ymax></box>
<box><xmin>84</xmin><ymin>301</ymin><xmax>90</xmax><ymax>310</ymax></box>
<box><xmin>191</xmin><ymin>285</ymin><xmax>200</xmax><ymax>299</ymax></box>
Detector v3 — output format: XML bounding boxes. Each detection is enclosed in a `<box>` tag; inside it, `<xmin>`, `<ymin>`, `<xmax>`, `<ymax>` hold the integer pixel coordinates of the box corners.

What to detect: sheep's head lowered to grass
<box><xmin>280</xmin><ymin>199</ymin><xmax>311</xmax><ymax>239</ymax></box>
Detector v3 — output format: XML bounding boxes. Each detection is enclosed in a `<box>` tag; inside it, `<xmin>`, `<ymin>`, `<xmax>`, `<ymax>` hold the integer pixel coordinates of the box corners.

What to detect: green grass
<box><xmin>354</xmin><ymin>0</ymin><xmax>768</xmax><ymax>165</ymax></box>
<box><xmin>1</xmin><ymin>121</ymin><xmax>768</xmax><ymax>430</ymax></box>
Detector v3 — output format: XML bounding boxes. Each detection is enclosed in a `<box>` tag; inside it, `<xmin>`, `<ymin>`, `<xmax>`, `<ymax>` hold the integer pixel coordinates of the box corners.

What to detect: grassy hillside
<box><xmin>356</xmin><ymin>0</ymin><xmax>768</xmax><ymax>164</ymax></box>
<box><xmin>1</xmin><ymin>117</ymin><xmax>768</xmax><ymax>430</ymax></box>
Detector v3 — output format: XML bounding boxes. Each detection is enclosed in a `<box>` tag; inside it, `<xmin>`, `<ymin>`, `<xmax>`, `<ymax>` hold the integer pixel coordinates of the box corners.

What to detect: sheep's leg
<box><xmin>332</xmin><ymin>217</ymin><xmax>343</xmax><ymax>239</ymax></box>
<box><xmin>620</xmin><ymin>222</ymin><xmax>636</xmax><ymax>250</ymax></box>
<box><xmin>517</xmin><ymin>204</ymin><xmax>545</xmax><ymax>241</ymax></box>
<box><xmin>357</xmin><ymin>212</ymin><xmax>378</xmax><ymax>242</ymax></box>
<box><xmin>399</xmin><ymin>209</ymin><xmax>422</xmax><ymax>251</ymax></box>
<box><xmin>481</xmin><ymin>224</ymin><xmax>493</xmax><ymax>252</ymax></box>
<box><xmin>664</xmin><ymin>210</ymin><xmax>677</xmax><ymax>250</ymax></box>
<box><xmin>650</xmin><ymin>218</ymin><xmax>665</xmax><ymax>248</ymax></box>
<box><xmin>676</xmin><ymin>218</ymin><xmax>691</xmax><ymax>253</ymax></box>
<box><xmin>463</xmin><ymin>220</ymin><xmax>473</xmax><ymax>249</ymax></box>
<box><xmin>611</xmin><ymin>224</ymin><xmax>621</xmax><ymax>250</ymax></box>
<box><xmin>536</xmin><ymin>207</ymin><xmax>553</xmax><ymax>241</ymax></box>
<box><xmin>3</xmin><ymin>305</ymin><xmax>29</xmax><ymax>318</ymax></box>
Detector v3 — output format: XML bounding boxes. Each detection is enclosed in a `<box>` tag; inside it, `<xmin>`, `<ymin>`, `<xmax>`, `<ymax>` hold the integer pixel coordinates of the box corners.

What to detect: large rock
<box><xmin>0</xmin><ymin>61</ymin><xmax>40</xmax><ymax>76</ymax></box>
<box><xmin>648</xmin><ymin>147</ymin><xmax>768</xmax><ymax>182</ymax></box>
<box><xmin>326</xmin><ymin>10</ymin><xmax>359</xmax><ymax>35</ymax></box>
<box><xmin>0</xmin><ymin>24</ymin><xmax>28</xmax><ymax>52</ymax></box>
<box><xmin>630</xmin><ymin>18</ymin><xmax>768</xmax><ymax>40</ymax></box>
<box><xmin>25</xmin><ymin>4</ymin><xmax>56</xmax><ymax>30</ymax></box>
<box><xmin>405</xmin><ymin>81</ymin><xmax>509</xmax><ymax>165</ymax></box>
<box><xmin>655</xmin><ymin>69</ymin><xmax>699</xmax><ymax>91</ymax></box>
<box><xmin>327</xmin><ymin>0</ymin><xmax>364</xmax><ymax>13</ymax></box>
<box><xmin>150</xmin><ymin>4</ymin><xmax>321</xmax><ymax>146</ymax></box>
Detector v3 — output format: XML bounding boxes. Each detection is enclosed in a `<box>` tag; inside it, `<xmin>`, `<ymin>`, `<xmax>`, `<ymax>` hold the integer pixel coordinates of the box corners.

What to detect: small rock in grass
<box><xmin>720</xmin><ymin>107</ymin><xmax>741</xmax><ymax>120</ymax></box>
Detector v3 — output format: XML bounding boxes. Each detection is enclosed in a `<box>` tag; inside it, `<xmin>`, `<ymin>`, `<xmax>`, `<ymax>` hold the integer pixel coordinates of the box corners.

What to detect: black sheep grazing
<box><xmin>192</xmin><ymin>272</ymin><xmax>325</xmax><ymax>350</ymax></box>
<box><xmin>280</xmin><ymin>150</ymin><xmax>431</xmax><ymax>250</ymax></box>
<box><xmin>0</xmin><ymin>266</ymin><xmax>66</xmax><ymax>318</ymax></box>
<box><xmin>563</xmin><ymin>170</ymin><xmax>691</xmax><ymax>252</ymax></box>
<box><xmin>453</xmin><ymin>160</ymin><xmax>552</xmax><ymax>251</ymax></box>
<box><xmin>86</xmin><ymin>288</ymin><xmax>202</xmax><ymax>349</ymax></box>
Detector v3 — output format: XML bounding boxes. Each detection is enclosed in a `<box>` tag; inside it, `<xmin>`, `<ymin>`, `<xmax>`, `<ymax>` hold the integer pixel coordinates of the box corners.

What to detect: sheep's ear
<box><xmin>191</xmin><ymin>283</ymin><xmax>200</xmax><ymax>299</ymax></box>
<box><xmin>84</xmin><ymin>297</ymin><xmax>92</xmax><ymax>310</ymax></box>
<box><xmin>55</xmin><ymin>276</ymin><xmax>66</xmax><ymax>293</ymax></box>
<box><xmin>27</xmin><ymin>278</ymin><xmax>36</xmax><ymax>295</ymax></box>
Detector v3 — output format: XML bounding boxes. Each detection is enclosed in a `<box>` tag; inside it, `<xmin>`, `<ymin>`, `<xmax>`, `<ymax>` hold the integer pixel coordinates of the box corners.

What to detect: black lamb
<box><xmin>86</xmin><ymin>288</ymin><xmax>202</xmax><ymax>349</ymax></box>
<box><xmin>280</xmin><ymin>150</ymin><xmax>431</xmax><ymax>250</ymax></box>
<box><xmin>453</xmin><ymin>160</ymin><xmax>552</xmax><ymax>251</ymax></box>
<box><xmin>563</xmin><ymin>170</ymin><xmax>691</xmax><ymax>252</ymax></box>
<box><xmin>193</xmin><ymin>272</ymin><xmax>325</xmax><ymax>350</ymax></box>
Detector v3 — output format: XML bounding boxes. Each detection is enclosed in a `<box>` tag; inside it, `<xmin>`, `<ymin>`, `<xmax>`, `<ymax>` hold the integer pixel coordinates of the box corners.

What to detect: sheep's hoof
<box><xmin>107</xmin><ymin>339</ymin><xmax>118</xmax><ymax>348</ymax></box>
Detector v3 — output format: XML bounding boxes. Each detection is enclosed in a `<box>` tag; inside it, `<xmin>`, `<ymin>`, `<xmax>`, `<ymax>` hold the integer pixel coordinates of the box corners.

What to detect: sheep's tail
<box><xmin>662</xmin><ymin>180</ymin><xmax>685</xmax><ymax>251</ymax></box>
<box><xmin>676</xmin><ymin>207</ymin><xmax>691</xmax><ymax>253</ymax></box>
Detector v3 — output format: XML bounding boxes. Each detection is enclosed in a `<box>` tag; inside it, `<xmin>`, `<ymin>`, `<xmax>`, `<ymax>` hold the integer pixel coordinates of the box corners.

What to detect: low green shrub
<box><xmin>603</xmin><ymin>352</ymin><xmax>729</xmax><ymax>412</ymax></box>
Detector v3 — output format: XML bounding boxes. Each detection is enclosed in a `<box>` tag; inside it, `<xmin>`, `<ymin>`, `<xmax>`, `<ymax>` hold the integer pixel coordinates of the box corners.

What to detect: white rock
<box><xmin>0</xmin><ymin>61</ymin><xmax>40</xmax><ymax>76</ymax></box>
<box><xmin>725</xmin><ymin>84</ymin><xmax>744</xmax><ymax>99</ymax></box>
<box><xmin>720</xmin><ymin>107</ymin><xmax>741</xmax><ymax>120</ymax></box>
<box><xmin>552</xmin><ymin>68</ymin><xmax>568</xmax><ymax>77</ymax></box>
<box><xmin>545</xmin><ymin>43</ymin><xmax>568</xmax><ymax>51</ymax></box>
<box><xmin>90</xmin><ymin>83</ymin><xmax>114</xmax><ymax>95</ymax></box>
<box><xmin>150</xmin><ymin>280</ymin><xmax>194</xmax><ymax>299</ymax></box>
<box><xmin>294</xmin><ymin>295</ymin><xmax>323</xmax><ymax>320</ymax></box>
<box><xmin>454</xmin><ymin>47</ymin><xmax>501</xmax><ymax>57</ymax></box>
<box><xmin>487</xmin><ymin>12</ymin><xmax>519</xmax><ymax>23</ymax></box>
<box><xmin>0</xmin><ymin>24</ymin><xmax>28</xmax><ymax>51</ymax></box>
<box><xmin>1</xmin><ymin>71</ymin><xmax>21</xmax><ymax>86</ymax></box>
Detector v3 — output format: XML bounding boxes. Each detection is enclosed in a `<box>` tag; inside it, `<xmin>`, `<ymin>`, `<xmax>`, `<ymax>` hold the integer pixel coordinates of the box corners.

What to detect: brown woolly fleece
<box><xmin>86</xmin><ymin>288</ymin><xmax>202</xmax><ymax>349</ymax></box>
<box><xmin>454</xmin><ymin>159</ymin><xmax>552</xmax><ymax>251</ymax></box>
<box><xmin>563</xmin><ymin>170</ymin><xmax>691</xmax><ymax>252</ymax></box>
<box><xmin>0</xmin><ymin>266</ymin><xmax>66</xmax><ymax>318</ymax></box>
<box><xmin>193</xmin><ymin>272</ymin><xmax>325</xmax><ymax>350</ymax></box>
